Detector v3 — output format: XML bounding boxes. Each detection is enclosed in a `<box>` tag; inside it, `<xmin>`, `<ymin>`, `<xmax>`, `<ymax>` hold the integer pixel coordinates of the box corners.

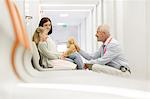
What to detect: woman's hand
<box><xmin>60</xmin><ymin>52</ymin><xmax>65</xmax><ymax>60</ymax></box>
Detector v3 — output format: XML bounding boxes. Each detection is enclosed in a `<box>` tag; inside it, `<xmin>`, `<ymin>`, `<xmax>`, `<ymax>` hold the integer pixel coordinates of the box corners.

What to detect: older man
<box><xmin>76</xmin><ymin>24</ymin><xmax>131</xmax><ymax>74</ymax></box>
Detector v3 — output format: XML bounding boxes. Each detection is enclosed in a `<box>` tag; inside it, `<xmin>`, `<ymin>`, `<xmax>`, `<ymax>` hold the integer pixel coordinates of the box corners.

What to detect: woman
<box><xmin>36</xmin><ymin>17</ymin><xmax>83</xmax><ymax>69</ymax></box>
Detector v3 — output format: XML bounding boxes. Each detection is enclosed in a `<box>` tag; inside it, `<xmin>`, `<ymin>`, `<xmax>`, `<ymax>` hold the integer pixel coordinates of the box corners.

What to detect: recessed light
<box><xmin>57</xmin><ymin>23</ymin><xmax>66</xmax><ymax>26</ymax></box>
<box><xmin>60</xmin><ymin>14</ymin><xmax>68</xmax><ymax>17</ymax></box>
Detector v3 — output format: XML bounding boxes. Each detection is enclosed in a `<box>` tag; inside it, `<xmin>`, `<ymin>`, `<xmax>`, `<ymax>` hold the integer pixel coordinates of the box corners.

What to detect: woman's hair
<box><xmin>32</xmin><ymin>27</ymin><xmax>45</xmax><ymax>44</ymax></box>
<box><xmin>39</xmin><ymin>17</ymin><xmax>52</xmax><ymax>35</ymax></box>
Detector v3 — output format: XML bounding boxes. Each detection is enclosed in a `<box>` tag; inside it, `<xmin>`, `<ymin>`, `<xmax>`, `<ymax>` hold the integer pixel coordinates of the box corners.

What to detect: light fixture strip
<box><xmin>40</xmin><ymin>4</ymin><xmax>96</xmax><ymax>7</ymax></box>
<box><xmin>42</xmin><ymin>9</ymin><xmax>91</xmax><ymax>12</ymax></box>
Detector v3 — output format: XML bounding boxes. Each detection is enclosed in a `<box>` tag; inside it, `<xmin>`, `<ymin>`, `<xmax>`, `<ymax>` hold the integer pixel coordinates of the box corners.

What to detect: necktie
<box><xmin>101</xmin><ymin>45</ymin><xmax>105</xmax><ymax>56</ymax></box>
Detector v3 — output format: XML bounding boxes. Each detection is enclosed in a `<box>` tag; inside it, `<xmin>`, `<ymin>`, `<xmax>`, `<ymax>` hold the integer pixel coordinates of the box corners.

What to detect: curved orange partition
<box><xmin>13</xmin><ymin>2</ymin><xmax>30</xmax><ymax>49</ymax></box>
<box><xmin>5</xmin><ymin>0</ymin><xmax>30</xmax><ymax>80</ymax></box>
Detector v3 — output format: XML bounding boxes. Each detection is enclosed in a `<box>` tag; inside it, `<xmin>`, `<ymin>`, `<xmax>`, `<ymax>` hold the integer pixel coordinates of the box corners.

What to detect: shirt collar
<box><xmin>103</xmin><ymin>36</ymin><xmax>112</xmax><ymax>46</ymax></box>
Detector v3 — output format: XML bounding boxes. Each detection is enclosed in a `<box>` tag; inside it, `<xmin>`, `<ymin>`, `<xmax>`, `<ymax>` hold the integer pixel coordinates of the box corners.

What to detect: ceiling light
<box><xmin>57</xmin><ymin>23</ymin><xmax>67</xmax><ymax>27</ymax></box>
<box><xmin>57</xmin><ymin>23</ymin><xmax>66</xmax><ymax>26</ymax></box>
<box><xmin>42</xmin><ymin>9</ymin><xmax>90</xmax><ymax>12</ymax></box>
<box><xmin>60</xmin><ymin>14</ymin><xmax>68</xmax><ymax>17</ymax></box>
<box><xmin>40</xmin><ymin>4</ymin><xmax>96</xmax><ymax>7</ymax></box>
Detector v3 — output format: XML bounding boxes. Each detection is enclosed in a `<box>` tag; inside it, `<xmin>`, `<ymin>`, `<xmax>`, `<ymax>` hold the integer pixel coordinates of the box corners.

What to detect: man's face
<box><xmin>96</xmin><ymin>29</ymin><xmax>104</xmax><ymax>42</ymax></box>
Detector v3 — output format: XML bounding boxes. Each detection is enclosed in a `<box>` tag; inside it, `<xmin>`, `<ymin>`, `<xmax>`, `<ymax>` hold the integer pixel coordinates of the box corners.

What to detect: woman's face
<box><xmin>43</xmin><ymin>21</ymin><xmax>51</xmax><ymax>34</ymax></box>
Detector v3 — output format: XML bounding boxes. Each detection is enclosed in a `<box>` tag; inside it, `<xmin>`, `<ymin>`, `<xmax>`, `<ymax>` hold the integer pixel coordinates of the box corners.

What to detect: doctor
<box><xmin>76</xmin><ymin>24</ymin><xmax>131</xmax><ymax>73</ymax></box>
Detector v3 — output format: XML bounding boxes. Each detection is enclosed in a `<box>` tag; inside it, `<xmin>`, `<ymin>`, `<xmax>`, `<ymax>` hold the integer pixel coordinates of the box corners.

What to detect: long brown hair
<box><xmin>39</xmin><ymin>17</ymin><xmax>52</xmax><ymax>35</ymax></box>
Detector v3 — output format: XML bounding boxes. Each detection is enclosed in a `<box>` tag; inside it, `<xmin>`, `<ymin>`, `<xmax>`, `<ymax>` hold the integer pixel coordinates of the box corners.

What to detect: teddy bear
<box><xmin>63</xmin><ymin>37</ymin><xmax>78</xmax><ymax>57</ymax></box>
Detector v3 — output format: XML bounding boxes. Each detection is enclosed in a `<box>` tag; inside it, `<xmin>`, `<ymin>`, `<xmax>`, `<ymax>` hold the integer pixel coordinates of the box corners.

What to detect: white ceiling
<box><xmin>41</xmin><ymin>11</ymin><xmax>89</xmax><ymax>26</ymax></box>
<box><xmin>40</xmin><ymin>0</ymin><xmax>99</xmax><ymax>26</ymax></box>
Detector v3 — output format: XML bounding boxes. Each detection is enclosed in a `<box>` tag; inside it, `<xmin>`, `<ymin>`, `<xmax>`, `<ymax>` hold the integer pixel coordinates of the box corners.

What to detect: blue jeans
<box><xmin>65</xmin><ymin>52</ymin><xmax>84</xmax><ymax>69</ymax></box>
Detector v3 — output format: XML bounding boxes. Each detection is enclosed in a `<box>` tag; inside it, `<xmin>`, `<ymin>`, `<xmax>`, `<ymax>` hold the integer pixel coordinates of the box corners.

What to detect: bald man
<box><xmin>76</xmin><ymin>24</ymin><xmax>131</xmax><ymax>74</ymax></box>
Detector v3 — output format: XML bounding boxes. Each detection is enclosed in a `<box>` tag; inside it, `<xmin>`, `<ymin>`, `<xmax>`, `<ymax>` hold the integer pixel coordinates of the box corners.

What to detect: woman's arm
<box><xmin>38</xmin><ymin>42</ymin><xmax>60</xmax><ymax>60</ymax></box>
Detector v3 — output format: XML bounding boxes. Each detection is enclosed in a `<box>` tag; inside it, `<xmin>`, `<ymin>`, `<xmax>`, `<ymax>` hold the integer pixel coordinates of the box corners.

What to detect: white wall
<box><xmin>103</xmin><ymin>0</ymin><xmax>116</xmax><ymax>37</ymax></box>
<box><xmin>115</xmin><ymin>1</ymin><xmax>124</xmax><ymax>49</ymax></box>
<box><xmin>28</xmin><ymin>0</ymin><xmax>40</xmax><ymax>37</ymax></box>
<box><xmin>86</xmin><ymin>12</ymin><xmax>93</xmax><ymax>52</ymax></box>
<box><xmin>15</xmin><ymin>0</ymin><xmax>40</xmax><ymax>45</ymax></box>
<box><xmin>103</xmin><ymin>0</ymin><xmax>149</xmax><ymax>80</ymax></box>
<box><xmin>79</xmin><ymin>19</ymin><xmax>86</xmax><ymax>50</ymax></box>
<box><xmin>84</xmin><ymin>6</ymin><xmax>98</xmax><ymax>53</ymax></box>
<box><xmin>123</xmin><ymin>0</ymin><xmax>147</xmax><ymax>80</ymax></box>
<box><xmin>92</xmin><ymin>5</ymin><xmax>97</xmax><ymax>51</ymax></box>
<box><xmin>51</xmin><ymin>25</ymin><xmax>78</xmax><ymax>43</ymax></box>
<box><xmin>146</xmin><ymin>0</ymin><xmax>150</xmax><ymax>79</ymax></box>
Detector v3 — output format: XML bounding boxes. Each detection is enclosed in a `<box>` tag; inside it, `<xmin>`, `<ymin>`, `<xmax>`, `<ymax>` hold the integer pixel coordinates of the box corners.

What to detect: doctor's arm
<box><xmin>79</xmin><ymin>49</ymin><xmax>100</xmax><ymax>60</ymax></box>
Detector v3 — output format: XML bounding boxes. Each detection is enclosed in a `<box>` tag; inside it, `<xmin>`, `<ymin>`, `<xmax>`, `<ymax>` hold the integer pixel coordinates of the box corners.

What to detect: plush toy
<box><xmin>63</xmin><ymin>37</ymin><xmax>78</xmax><ymax>57</ymax></box>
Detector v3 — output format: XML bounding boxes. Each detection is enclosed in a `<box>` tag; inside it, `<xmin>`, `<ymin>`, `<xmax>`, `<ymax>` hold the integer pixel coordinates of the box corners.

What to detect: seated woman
<box><xmin>36</xmin><ymin>17</ymin><xmax>84</xmax><ymax>69</ymax></box>
<box><xmin>32</xmin><ymin>26</ymin><xmax>83</xmax><ymax>69</ymax></box>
